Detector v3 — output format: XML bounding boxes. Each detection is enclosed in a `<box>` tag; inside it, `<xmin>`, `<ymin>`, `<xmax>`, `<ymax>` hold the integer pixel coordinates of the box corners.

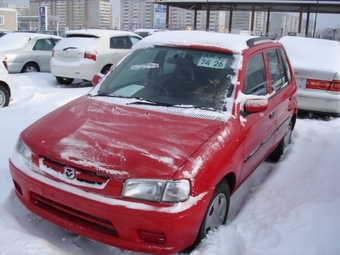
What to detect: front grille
<box><xmin>41</xmin><ymin>157</ymin><xmax>110</xmax><ymax>186</ymax></box>
<box><xmin>32</xmin><ymin>193</ymin><xmax>119</xmax><ymax>238</ymax></box>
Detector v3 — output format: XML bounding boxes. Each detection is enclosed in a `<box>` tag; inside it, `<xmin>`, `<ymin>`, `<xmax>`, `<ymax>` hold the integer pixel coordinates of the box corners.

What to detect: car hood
<box><xmin>21</xmin><ymin>96</ymin><xmax>223</xmax><ymax>179</ymax></box>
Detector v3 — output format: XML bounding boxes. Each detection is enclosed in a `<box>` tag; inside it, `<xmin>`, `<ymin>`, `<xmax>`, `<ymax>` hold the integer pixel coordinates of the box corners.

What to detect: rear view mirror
<box><xmin>244</xmin><ymin>98</ymin><xmax>269</xmax><ymax>113</ymax></box>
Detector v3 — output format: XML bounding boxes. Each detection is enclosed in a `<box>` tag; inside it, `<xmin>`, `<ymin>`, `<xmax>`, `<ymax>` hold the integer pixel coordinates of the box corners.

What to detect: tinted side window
<box><xmin>110</xmin><ymin>36</ymin><xmax>131</xmax><ymax>49</ymax></box>
<box><xmin>33</xmin><ymin>39</ymin><xmax>54</xmax><ymax>51</ymax></box>
<box><xmin>243</xmin><ymin>53</ymin><xmax>268</xmax><ymax>96</ymax></box>
<box><xmin>278</xmin><ymin>48</ymin><xmax>292</xmax><ymax>84</ymax></box>
<box><xmin>266</xmin><ymin>49</ymin><xmax>286</xmax><ymax>91</ymax></box>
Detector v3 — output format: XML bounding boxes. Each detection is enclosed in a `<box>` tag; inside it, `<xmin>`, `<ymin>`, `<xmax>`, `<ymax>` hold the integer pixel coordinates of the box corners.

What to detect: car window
<box><xmin>98</xmin><ymin>46</ymin><xmax>235</xmax><ymax>111</ymax></box>
<box><xmin>110</xmin><ymin>36</ymin><xmax>131</xmax><ymax>49</ymax></box>
<box><xmin>130</xmin><ymin>36</ymin><xmax>141</xmax><ymax>46</ymax></box>
<box><xmin>243</xmin><ymin>53</ymin><xmax>268</xmax><ymax>96</ymax></box>
<box><xmin>33</xmin><ymin>39</ymin><xmax>55</xmax><ymax>51</ymax></box>
<box><xmin>278</xmin><ymin>48</ymin><xmax>292</xmax><ymax>84</ymax></box>
<box><xmin>266</xmin><ymin>49</ymin><xmax>288</xmax><ymax>92</ymax></box>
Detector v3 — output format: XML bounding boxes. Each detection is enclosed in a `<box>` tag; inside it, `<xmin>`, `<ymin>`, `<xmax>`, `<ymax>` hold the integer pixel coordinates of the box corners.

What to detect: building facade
<box><xmin>29</xmin><ymin>0</ymin><xmax>113</xmax><ymax>31</ymax></box>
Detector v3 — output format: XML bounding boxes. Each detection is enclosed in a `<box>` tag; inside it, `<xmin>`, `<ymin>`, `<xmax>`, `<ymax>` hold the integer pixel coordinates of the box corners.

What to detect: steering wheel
<box><xmin>144</xmin><ymin>79</ymin><xmax>169</xmax><ymax>96</ymax></box>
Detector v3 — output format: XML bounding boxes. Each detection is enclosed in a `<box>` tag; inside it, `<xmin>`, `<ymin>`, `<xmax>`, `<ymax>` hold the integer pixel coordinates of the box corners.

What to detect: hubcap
<box><xmin>204</xmin><ymin>193</ymin><xmax>227</xmax><ymax>233</ymax></box>
<box><xmin>0</xmin><ymin>91</ymin><xmax>5</xmax><ymax>107</ymax></box>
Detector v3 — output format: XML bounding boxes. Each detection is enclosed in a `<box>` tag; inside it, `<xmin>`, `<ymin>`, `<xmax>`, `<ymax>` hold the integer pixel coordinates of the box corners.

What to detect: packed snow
<box><xmin>1</xmin><ymin>72</ymin><xmax>340</xmax><ymax>255</ymax></box>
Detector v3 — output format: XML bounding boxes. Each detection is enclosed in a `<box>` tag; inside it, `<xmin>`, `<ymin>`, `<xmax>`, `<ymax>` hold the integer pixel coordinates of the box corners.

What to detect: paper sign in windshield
<box><xmin>198</xmin><ymin>54</ymin><xmax>228</xmax><ymax>69</ymax></box>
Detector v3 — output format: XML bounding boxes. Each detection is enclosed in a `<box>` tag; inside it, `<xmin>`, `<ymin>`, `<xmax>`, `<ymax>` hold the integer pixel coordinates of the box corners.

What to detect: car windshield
<box><xmin>98</xmin><ymin>46</ymin><xmax>236</xmax><ymax>111</ymax></box>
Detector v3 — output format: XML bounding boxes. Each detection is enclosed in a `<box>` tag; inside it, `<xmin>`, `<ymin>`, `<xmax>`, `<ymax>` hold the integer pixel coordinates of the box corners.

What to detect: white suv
<box><xmin>50</xmin><ymin>29</ymin><xmax>142</xmax><ymax>85</ymax></box>
<box><xmin>0</xmin><ymin>59</ymin><xmax>12</xmax><ymax>108</ymax></box>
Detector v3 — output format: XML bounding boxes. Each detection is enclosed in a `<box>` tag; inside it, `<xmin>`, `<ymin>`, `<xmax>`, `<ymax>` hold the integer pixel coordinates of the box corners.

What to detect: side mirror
<box><xmin>244</xmin><ymin>98</ymin><xmax>269</xmax><ymax>113</ymax></box>
<box><xmin>91</xmin><ymin>73</ymin><xmax>104</xmax><ymax>86</ymax></box>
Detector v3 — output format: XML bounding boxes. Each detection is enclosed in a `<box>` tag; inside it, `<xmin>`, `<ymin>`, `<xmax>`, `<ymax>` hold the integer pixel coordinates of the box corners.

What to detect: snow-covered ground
<box><xmin>1</xmin><ymin>73</ymin><xmax>340</xmax><ymax>255</ymax></box>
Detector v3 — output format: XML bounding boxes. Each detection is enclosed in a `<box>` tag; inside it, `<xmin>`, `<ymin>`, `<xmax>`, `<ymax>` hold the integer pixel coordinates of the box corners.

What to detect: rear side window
<box><xmin>33</xmin><ymin>39</ymin><xmax>55</xmax><ymax>51</ymax></box>
<box><xmin>265</xmin><ymin>49</ymin><xmax>291</xmax><ymax>92</ymax></box>
<box><xmin>110</xmin><ymin>36</ymin><xmax>136</xmax><ymax>49</ymax></box>
<box><xmin>243</xmin><ymin>53</ymin><xmax>268</xmax><ymax>96</ymax></box>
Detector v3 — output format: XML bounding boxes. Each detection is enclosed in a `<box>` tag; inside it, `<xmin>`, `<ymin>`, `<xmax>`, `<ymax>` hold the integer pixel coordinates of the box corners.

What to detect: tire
<box><xmin>101</xmin><ymin>65</ymin><xmax>112</xmax><ymax>75</ymax></box>
<box><xmin>0</xmin><ymin>85</ymin><xmax>10</xmax><ymax>107</ymax></box>
<box><xmin>21</xmin><ymin>62</ymin><xmax>39</xmax><ymax>73</ymax></box>
<box><xmin>190</xmin><ymin>180</ymin><xmax>230</xmax><ymax>250</ymax></box>
<box><xmin>269</xmin><ymin>120</ymin><xmax>293</xmax><ymax>162</ymax></box>
<box><xmin>56</xmin><ymin>77</ymin><xmax>74</xmax><ymax>85</ymax></box>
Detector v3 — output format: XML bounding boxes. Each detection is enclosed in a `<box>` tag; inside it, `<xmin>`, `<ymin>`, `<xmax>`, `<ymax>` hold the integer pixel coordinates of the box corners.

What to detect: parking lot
<box><xmin>0</xmin><ymin>72</ymin><xmax>339</xmax><ymax>254</ymax></box>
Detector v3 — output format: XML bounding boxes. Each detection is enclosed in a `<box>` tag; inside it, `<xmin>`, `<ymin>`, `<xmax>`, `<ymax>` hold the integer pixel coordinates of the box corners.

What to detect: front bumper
<box><xmin>9</xmin><ymin>158</ymin><xmax>212</xmax><ymax>254</ymax></box>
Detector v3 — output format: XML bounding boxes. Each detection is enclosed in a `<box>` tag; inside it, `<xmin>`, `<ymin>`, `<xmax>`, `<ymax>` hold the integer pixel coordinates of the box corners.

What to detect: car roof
<box><xmin>9</xmin><ymin>32</ymin><xmax>61</xmax><ymax>39</ymax></box>
<box><xmin>279</xmin><ymin>36</ymin><xmax>340</xmax><ymax>72</ymax></box>
<box><xmin>65</xmin><ymin>29</ymin><xmax>141</xmax><ymax>38</ymax></box>
<box><xmin>133</xmin><ymin>30</ymin><xmax>273</xmax><ymax>54</ymax></box>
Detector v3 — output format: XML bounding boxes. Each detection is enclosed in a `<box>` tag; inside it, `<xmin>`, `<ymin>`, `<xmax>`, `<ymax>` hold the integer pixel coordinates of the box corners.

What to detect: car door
<box><xmin>240</xmin><ymin>51</ymin><xmax>277</xmax><ymax>181</ymax></box>
<box><xmin>32</xmin><ymin>38</ymin><xmax>55</xmax><ymax>72</ymax></box>
<box><xmin>265</xmin><ymin>48</ymin><xmax>297</xmax><ymax>145</ymax></box>
<box><xmin>110</xmin><ymin>36</ymin><xmax>141</xmax><ymax>63</ymax></box>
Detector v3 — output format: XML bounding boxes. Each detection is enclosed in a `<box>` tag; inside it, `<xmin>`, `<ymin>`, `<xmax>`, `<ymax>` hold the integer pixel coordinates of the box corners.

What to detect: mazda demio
<box><xmin>10</xmin><ymin>31</ymin><xmax>297</xmax><ymax>254</ymax></box>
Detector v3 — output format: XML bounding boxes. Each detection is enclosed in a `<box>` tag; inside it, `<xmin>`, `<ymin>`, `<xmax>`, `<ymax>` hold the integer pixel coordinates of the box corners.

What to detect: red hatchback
<box><xmin>9</xmin><ymin>31</ymin><xmax>297</xmax><ymax>254</ymax></box>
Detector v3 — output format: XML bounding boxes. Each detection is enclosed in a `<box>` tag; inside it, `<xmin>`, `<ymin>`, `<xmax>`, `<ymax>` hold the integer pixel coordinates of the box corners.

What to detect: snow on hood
<box><xmin>21</xmin><ymin>96</ymin><xmax>224</xmax><ymax>179</ymax></box>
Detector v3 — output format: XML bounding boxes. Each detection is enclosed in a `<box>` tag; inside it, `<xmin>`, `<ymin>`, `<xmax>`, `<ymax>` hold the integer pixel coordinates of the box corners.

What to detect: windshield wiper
<box><xmin>90</xmin><ymin>92</ymin><xmax>129</xmax><ymax>99</ymax></box>
<box><xmin>127</xmin><ymin>98</ymin><xmax>174</xmax><ymax>107</ymax></box>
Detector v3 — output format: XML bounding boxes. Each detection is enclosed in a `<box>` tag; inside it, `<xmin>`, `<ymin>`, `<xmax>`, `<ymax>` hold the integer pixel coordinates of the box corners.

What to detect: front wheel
<box><xmin>191</xmin><ymin>180</ymin><xmax>230</xmax><ymax>250</ymax></box>
<box><xmin>0</xmin><ymin>85</ymin><xmax>10</xmax><ymax>107</ymax></box>
<box><xmin>269</xmin><ymin>120</ymin><xmax>293</xmax><ymax>162</ymax></box>
<box><xmin>56</xmin><ymin>77</ymin><xmax>74</xmax><ymax>85</ymax></box>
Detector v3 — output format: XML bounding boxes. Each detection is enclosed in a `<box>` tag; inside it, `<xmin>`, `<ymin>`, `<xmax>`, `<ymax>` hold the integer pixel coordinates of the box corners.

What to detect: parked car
<box><xmin>50</xmin><ymin>29</ymin><xmax>142</xmax><ymax>85</ymax></box>
<box><xmin>0</xmin><ymin>32</ymin><xmax>61</xmax><ymax>73</ymax></box>
<box><xmin>37</xmin><ymin>30</ymin><xmax>66</xmax><ymax>38</ymax></box>
<box><xmin>0</xmin><ymin>29</ymin><xmax>12</xmax><ymax>38</ymax></box>
<box><xmin>279</xmin><ymin>36</ymin><xmax>340</xmax><ymax>116</ymax></box>
<box><xmin>9</xmin><ymin>31</ymin><xmax>297</xmax><ymax>254</ymax></box>
<box><xmin>134</xmin><ymin>28</ymin><xmax>170</xmax><ymax>38</ymax></box>
<box><xmin>0</xmin><ymin>59</ymin><xmax>12</xmax><ymax>107</ymax></box>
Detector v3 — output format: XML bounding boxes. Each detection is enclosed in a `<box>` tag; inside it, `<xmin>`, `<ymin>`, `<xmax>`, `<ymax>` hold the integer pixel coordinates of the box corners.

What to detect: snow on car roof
<box><xmin>134</xmin><ymin>30</ymin><xmax>258</xmax><ymax>53</ymax></box>
<box><xmin>279</xmin><ymin>36</ymin><xmax>340</xmax><ymax>72</ymax></box>
<box><xmin>65</xmin><ymin>29</ymin><xmax>139</xmax><ymax>38</ymax></box>
<box><xmin>0</xmin><ymin>32</ymin><xmax>61</xmax><ymax>51</ymax></box>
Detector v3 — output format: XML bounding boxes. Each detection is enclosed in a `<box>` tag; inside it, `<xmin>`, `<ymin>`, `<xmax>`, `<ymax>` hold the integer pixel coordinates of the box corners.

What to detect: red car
<box><xmin>10</xmin><ymin>31</ymin><xmax>297</xmax><ymax>254</ymax></box>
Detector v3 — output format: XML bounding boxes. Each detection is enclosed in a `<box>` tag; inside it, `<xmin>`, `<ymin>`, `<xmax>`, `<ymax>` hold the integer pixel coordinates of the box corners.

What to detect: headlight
<box><xmin>121</xmin><ymin>179</ymin><xmax>190</xmax><ymax>203</ymax></box>
<box><xmin>16</xmin><ymin>138</ymin><xmax>32</xmax><ymax>165</ymax></box>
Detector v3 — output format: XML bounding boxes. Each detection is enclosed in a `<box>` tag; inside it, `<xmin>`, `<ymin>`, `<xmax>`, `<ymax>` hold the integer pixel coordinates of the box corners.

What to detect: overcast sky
<box><xmin>3</xmin><ymin>0</ymin><xmax>340</xmax><ymax>30</ymax></box>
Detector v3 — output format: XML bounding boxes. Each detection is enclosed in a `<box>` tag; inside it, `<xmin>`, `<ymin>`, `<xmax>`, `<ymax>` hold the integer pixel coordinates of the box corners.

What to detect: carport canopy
<box><xmin>152</xmin><ymin>0</ymin><xmax>340</xmax><ymax>36</ymax></box>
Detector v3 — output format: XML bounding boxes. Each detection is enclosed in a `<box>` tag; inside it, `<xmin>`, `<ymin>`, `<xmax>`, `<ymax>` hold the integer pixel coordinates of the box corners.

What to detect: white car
<box><xmin>279</xmin><ymin>36</ymin><xmax>340</xmax><ymax>116</ymax></box>
<box><xmin>50</xmin><ymin>29</ymin><xmax>142</xmax><ymax>85</ymax></box>
<box><xmin>0</xmin><ymin>59</ymin><xmax>12</xmax><ymax>107</ymax></box>
<box><xmin>0</xmin><ymin>32</ymin><xmax>61</xmax><ymax>73</ymax></box>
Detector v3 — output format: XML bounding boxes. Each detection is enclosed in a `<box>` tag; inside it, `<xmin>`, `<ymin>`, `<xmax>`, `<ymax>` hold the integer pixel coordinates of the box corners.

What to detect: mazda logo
<box><xmin>64</xmin><ymin>167</ymin><xmax>76</xmax><ymax>179</ymax></box>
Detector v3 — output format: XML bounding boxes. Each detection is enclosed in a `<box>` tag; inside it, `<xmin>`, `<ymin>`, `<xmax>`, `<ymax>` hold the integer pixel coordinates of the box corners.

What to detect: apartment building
<box><xmin>29</xmin><ymin>0</ymin><xmax>113</xmax><ymax>31</ymax></box>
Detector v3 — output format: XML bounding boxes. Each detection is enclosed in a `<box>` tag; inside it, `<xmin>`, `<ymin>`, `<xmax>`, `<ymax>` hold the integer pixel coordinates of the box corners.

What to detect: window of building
<box><xmin>0</xmin><ymin>16</ymin><xmax>4</xmax><ymax>25</ymax></box>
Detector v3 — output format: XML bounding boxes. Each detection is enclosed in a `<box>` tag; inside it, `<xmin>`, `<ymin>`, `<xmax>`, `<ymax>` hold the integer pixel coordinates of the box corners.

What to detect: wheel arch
<box><xmin>100</xmin><ymin>64</ymin><xmax>112</xmax><ymax>74</ymax></box>
<box><xmin>0</xmin><ymin>81</ymin><xmax>11</xmax><ymax>97</ymax></box>
<box><xmin>21</xmin><ymin>61</ymin><xmax>40</xmax><ymax>72</ymax></box>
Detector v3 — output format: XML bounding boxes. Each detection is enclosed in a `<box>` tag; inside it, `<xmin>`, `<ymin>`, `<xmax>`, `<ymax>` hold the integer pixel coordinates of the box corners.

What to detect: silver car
<box><xmin>279</xmin><ymin>36</ymin><xmax>340</xmax><ymax>116</ymax></box>
<box><xmin>0</xmin><ymin>32</ymin><xmax>61</xmax><ymax>73</ymax></box>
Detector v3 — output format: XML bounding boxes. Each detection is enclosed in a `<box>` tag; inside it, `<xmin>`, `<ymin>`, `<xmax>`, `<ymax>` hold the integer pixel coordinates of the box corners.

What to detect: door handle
<box><xmin>269</xmin><ymin>111</ymin><xmax>275</xmax><ymax>118</ymax></box>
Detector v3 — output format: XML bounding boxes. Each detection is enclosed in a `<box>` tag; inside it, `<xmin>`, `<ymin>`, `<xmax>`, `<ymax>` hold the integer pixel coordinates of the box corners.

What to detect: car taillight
<box><xmin>306</xmin><ymin>79</ymin><xmax>331</xmax><ymax>90</ymax></box>
<box><xmin>306</xmin><ymin>79</ymin><xmax>340</xmax><ymax>92</ymax></box>
<box><xmin>52</xmin><ymin>49</ymin><xmax>55</xmax><ymax>57</ymax></box>
<box><xmin>84</xmin><ymin>50</ymin><xmax>97</xmax><ymax>61</ymax></box>
<box><xmin>329</xmin><ymin>80</ymin><xmax>340</xmax><ymax>92</ymax></box>
<box><xmin>2</xmin><ymin>60</ymin><xmax>8</xmax><ymax>70</ymax></box>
